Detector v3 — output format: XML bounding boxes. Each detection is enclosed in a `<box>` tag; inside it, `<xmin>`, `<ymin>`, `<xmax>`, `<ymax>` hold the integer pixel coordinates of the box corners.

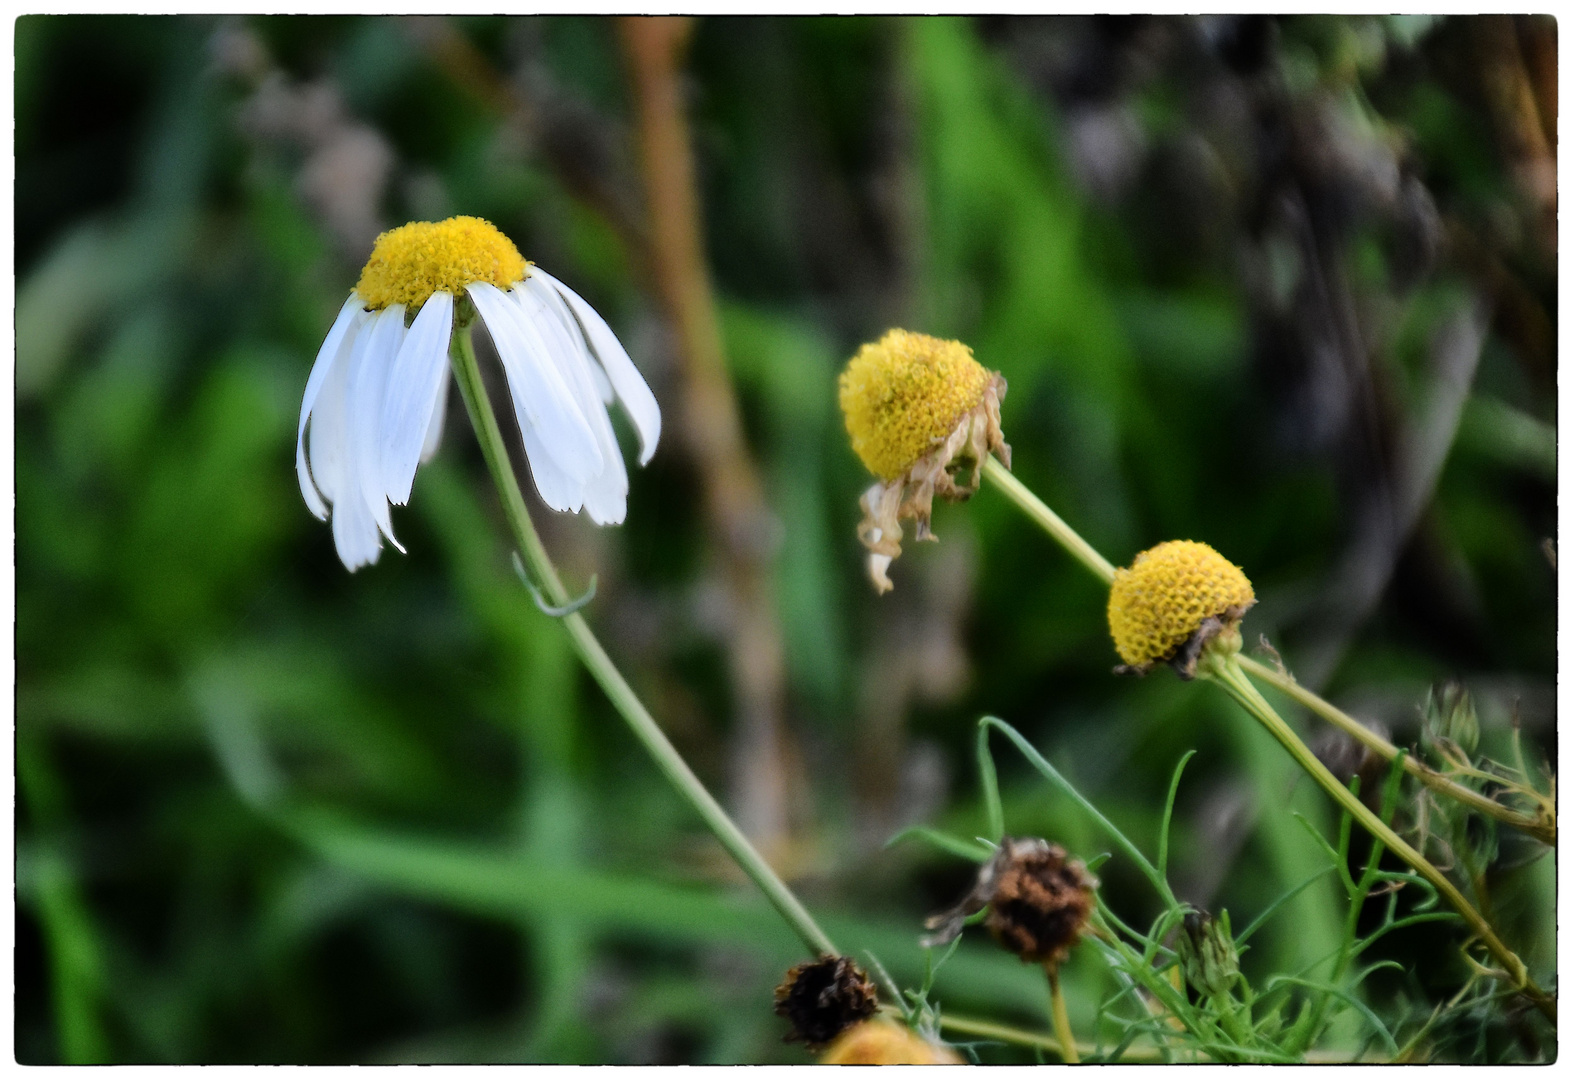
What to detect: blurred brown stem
<box><xmin>618</xmin><ymin>16</ymin><xmax>794</xmax><ymax>855</ymax></box>
<box><xmin>404</xmin><ymin>16</ymin><xmax>648</xmax><ymax>260</ymax></box>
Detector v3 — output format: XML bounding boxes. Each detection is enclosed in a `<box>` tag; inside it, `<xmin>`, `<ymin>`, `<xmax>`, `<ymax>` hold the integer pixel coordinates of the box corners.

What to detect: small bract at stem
<box><xmin>447</xmin><ymin>320</ymin><xmax>838</xmax><ymax>959</ymax></box>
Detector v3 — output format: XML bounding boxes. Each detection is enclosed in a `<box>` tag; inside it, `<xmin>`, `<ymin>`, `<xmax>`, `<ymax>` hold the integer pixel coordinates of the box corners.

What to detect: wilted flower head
<box><xmin>1107</xmin><ymin>540</ymin><xmax>1255</xmax><ymax>678</ymax></box>
<box><xmin>819</xmin><ymin>1020</ymin><xmax>962</xmax><ymax>1065</ymax></box>
<box><xmin>838</xmin><ymin>329</ymin><xmax>1008</xmax><ymax>593</ymax></box>
<box><xmin>924</xmin><ymin>837</ymin><xmax>1098</xmax><ymax>969</ymax></box>
<box><xmin>296</xmin><ymin>216</ymin><xmax>661</xmax><ymax>570</ymax></box>
<box><xmin>773</xmin><ymin>955</ymin><xmax>879</xmax><ymax>1050</ymax></box>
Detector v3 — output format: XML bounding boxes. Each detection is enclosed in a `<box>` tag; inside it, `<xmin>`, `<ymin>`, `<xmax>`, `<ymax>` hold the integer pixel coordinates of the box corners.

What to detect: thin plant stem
<box><xmin>936</xmin><ymin>1008</ymin><xmax>1358</xmax><ymax>1063</ymax></box>
<box><xmin>1238</xmin><ymin>655</ymin><xmax>1553</xmax><ymax>846</ymax></box>
<box><xmin>1046</xmin><ymin>964</ymin><xmax>1080</xmax><ymax>1063</ymax></box>
<box><xmin>448</xmin><ymin>320</ymin><xmax>837</xmax><ymax>959</ymax></box>
<box><xmin>982</xmin><ymin>455</ymin><xmax>1115</xmax><ymax>583</ymax></box>
<box><xmin>1201</xmin><ymin>649</ymin><xmax>1554</xmax><ymax>1024</ymax></box>
<box><xmin>986</xmin><ymin>452</ymin><xmax>1552</xmax><ymax>848</ymax></box>
<box><xmin>936</xmin><ymin>1010</ymin><xmax>1118</xmax><ymax>1060</ymax></box>
<box><xmin>977</xmin><ymin>456</ymin><xmax>1554</xmax><ymax>1021</ymax></box>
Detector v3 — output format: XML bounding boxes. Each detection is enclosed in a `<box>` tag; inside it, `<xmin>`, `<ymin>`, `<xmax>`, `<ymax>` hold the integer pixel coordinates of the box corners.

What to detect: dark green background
<box><xmin>16</xmin><ymin>15</ymin><xmax>1555</xmax><ymax>1063</ymax></box>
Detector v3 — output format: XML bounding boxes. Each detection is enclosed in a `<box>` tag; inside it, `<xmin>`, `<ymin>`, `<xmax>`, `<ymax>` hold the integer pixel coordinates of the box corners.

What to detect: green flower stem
<box><xmin>982</xmin><ymin>455</ymin><xmax>1115</xmax><ymax>584</ymax></box>
<box><xmin>1237</xmin><ymin>656</ymin><xmax>1554</xmax><ymax>846</ymax></box>
<box><xmin>449</xmin><ymin>322</ymin><xmax>837</xmax><ymax>959</ymax></box>
<box><xmin>1202</xmin><ymin>650</ymin><xmax>1554</xmax><ymax>1024</ymax></box>
<box><xmin>936</xmin><ymin>1010</ymin><xmax>1123</xmax><ymax>1060</ymax></box>
<box><xmin>1045</xmin><ymin>964</ymin><xmax>1079</xmax><ymax>1063</ymax></box>
<box><xmin>979</xmin><ymin>455</ymin><xmax>1554</xmax><ymax>1021</ymax></box>
<box><xmin>986</xmin><ymin>453</ymin><xmax>1552</xmax><ymax>848</ymax></box>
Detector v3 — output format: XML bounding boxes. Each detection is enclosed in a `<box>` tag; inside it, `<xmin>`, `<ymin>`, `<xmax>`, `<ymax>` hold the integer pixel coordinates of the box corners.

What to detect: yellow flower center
<box><xmin>838</xmin><ymin>329</ymin><xmax>993</xmax><ymax>481</ymax></box>
<box><xmin>355</xmin><ymin>216</ymin><xmax>529</xmax><ymax>312</ymax></box>
<box><xmin>1107</xmin><ymin>540</ymin><xmax>1255</xmax><ymax>668</ymax></box>
<box><xmin>820</xmin><ymin>1021</ymin><xmax>960</xmax><ymax>1065</ymax></box>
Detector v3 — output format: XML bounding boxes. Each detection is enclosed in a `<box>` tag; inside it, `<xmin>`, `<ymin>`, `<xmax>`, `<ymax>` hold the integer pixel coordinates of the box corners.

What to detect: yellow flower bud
<box><xmin>1107</xmin><ymin>540</ymin><xmax>1255</xmax><ymax>676</ymax></box>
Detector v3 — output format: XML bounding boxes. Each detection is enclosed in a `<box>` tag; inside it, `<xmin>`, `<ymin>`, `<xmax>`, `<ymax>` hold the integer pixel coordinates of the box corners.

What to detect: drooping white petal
<box><xmin>588</xmin><ymin>358</ymin><xmax>614</xmax><ymax>403</ymax></box>
<box><xmin>420</xmin><ymin>371</ymin><xmax>449</xmax><ymax>464</ymax></box>
<box><xmin>307</xmin><ymin>321</ymin><xmax>357</xmax><ymax>507</ymax></box>
<box><xmin>346</xmin><ymin>304</ymin><xmax>407</xmax><ymax>552</ymax></box>
<box><xmin>332</xmin><ymin>473</ymin><xmax>385</xmax><ymax>570</ymax></box>
<box><xmin>579</xmin><ymin>428</ymin><xmax>628</xmax><ymax>525</ymax></box>
<box><xmin>531</xmin><ymin>267</ymin><xmax>661</xmax><ymax>466</ymax></box>
<box><xmin>380</xmin><ymin>290</ymin><xmax>454</xmax><ymax>505</ymax></box>
<box><xmin>519</xmin><ymin>414</ymin><xmax>585</xmax><ymax>514</ymax></box>
<box><xmin>298</xmin><ymin>294</ymin><xmax>366</xmax><ymax>519</ymax></box>
<box><xmin>514</xmin><ymin>279</ymin><xmax>627</xmax><ymax>524</ymax></box>
<box><xmin>307</xmin><ymin>319</ymin><xmax>381</xmax><ymax>570</ymax></box>
<box><xmin>467</xmin><ymin>281</ymin><xmax>603</xmax><ymax>483</ymax></box>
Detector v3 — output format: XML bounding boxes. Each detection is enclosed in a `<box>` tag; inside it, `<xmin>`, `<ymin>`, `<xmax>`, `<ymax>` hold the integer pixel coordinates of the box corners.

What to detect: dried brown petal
<box><xmin>853</xmin><ymin>374</ymin><xmax>1008</xmax><ymax>594</ymax></box>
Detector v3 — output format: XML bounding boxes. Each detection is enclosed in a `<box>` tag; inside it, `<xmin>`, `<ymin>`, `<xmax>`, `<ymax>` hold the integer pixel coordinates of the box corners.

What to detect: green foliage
<box><xmin>16</xmin><ymin>14</ymin><xmax>1554</xmax><ymax>1063</ymax></box>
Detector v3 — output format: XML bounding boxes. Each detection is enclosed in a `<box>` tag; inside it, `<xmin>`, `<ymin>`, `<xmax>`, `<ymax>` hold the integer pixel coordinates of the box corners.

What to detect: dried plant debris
<box><xmin>923</xmin><ymin>837</ymin><xmax>1098</xmax><ymax>967</ymax></box>
<box><xmin>773</xmin><ymin>954</ymin><xmax>880</xmax><ymax>1050</ymax></box>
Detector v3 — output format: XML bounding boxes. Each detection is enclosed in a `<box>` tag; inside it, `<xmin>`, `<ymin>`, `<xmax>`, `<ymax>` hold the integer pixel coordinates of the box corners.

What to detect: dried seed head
<box><xmin>839</xmin><ymin>329</ymin><xmax>1009</xmax><ymax>593</ymax></box>
<box><xmin>819</xmin><ymin>1020</ymin><xmax>962</xmax><ymax>1065</ymax></box>
<box><xmin>1107</xmin><ymin>540</ymin><xmax>1255</xmax><ymax>678</ymax></box>
<box><xmin>924</xmin><ymin>837</ymin><xmax>1098</xmax><ymax>969</ymax></box>
<box><xmin>773</xmin><ymin>955</ymin><xmax>879</xmax><ymax>1050</ymax></box>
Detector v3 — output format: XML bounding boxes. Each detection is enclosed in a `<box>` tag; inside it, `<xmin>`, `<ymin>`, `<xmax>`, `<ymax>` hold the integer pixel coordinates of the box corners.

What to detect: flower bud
<box><xmin>1424</xmin><ymin>682</ymin><xmax>1479</xmax><ymax>758</ymax></box>
<box><xmin>1177</xmin><ymin>909</ymin><xmax>1240</xmax><ymax>999</ymax></box>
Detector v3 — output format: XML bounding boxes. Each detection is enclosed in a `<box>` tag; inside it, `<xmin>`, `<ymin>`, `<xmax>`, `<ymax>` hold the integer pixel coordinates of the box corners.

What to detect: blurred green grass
<box><xmin>16</xmin><ymin>14</ymin><xmax>1555</xmax><ymax>1063</ymax></box>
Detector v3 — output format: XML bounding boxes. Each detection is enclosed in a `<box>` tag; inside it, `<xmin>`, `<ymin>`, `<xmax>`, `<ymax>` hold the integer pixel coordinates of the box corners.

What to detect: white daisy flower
<box><xmin>296</xmin><ymin>216</ymin><xmax>661</xmax><ymax>570</ymax></box>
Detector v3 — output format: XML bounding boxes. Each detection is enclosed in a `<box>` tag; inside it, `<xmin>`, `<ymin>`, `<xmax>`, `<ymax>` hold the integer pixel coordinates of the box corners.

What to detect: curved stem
<box><xmin>985</xmin><ymin>456</ymin><xmax>1553</xmax><ymax>849</ymax></box>
<box><xmin>1046</xmin><ymin>964</ymin><xmax>1079</xmax><ymax>1063</ymax></box>
<box><xmin>978</xmin><ymin>461</ymin><xmax>1554</xmax><ymax>1021</ymax></box>
<box><xmin>448</xmin><ymin>323</ymin><xmax>837</xmax><ymax>959</ymax></box>
<box><xmin>982</xmin><ymin>455</ymin><xmax>1115</xmax><ymax>584</ymax></box>
<box><xmin>1237</xmin><ymin>656</ymin><xmax>1553</xmax><ymax>846</ymax></box>
<box><xmin>1203</xmin><ymin>652</ymin><xmax>1553</xmax><ymax>1024</ymax></box>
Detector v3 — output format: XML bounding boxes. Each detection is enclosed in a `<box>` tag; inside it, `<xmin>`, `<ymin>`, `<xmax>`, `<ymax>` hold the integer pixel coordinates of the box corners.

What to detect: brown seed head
<box><xmin>924</xmin><ymin>837</ymin><xmax>1098</xmax><ymax>969</ymax></box>
<box><xmin>773</xmin><ymin>955</ymin><xmax>879</xmax><ymax>1050</ymax></box>
<box><xmin>985</xmin><ymin>839</ymin><xmax>1098</xmax><ymax>967</ymax></box>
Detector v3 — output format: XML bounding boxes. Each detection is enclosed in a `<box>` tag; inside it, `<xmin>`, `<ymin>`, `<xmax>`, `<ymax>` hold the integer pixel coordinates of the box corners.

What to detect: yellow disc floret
<box><xmin>838</xmin><ymin>329</ymin><xmax>993</xmax><ymax>481</ymax></box>
<box><xmin>355</xmin><ymin>216</ymin><xmax>528</xmax><ymax>312</ymax></box>
<box><xmin>820</xmin><ymin>1020</ymin><xmax>961</xmax><ymax>1065</ymax></box>
<box><xmin>1108</xmin><ymin>540</ymin><xmax>1255</xmax><ymax>669</ymax></box>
